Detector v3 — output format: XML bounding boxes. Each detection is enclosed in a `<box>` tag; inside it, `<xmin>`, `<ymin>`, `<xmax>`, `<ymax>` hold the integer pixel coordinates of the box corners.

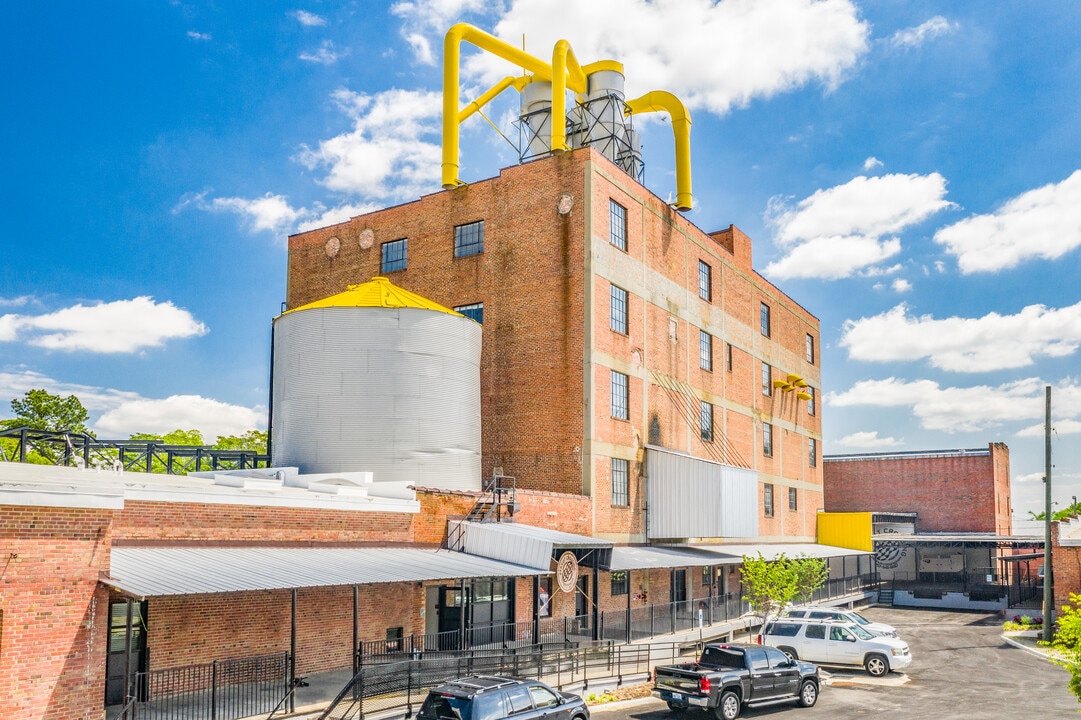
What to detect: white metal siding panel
<box><xmin>646</xmin><ymin>447</ymin><xmax>758</xmax><ymax>540</ymax></box>
<box><xmin>448</xmin><ymin>522</ymin><xmax>612</xmax><ymax>570</ymax></box>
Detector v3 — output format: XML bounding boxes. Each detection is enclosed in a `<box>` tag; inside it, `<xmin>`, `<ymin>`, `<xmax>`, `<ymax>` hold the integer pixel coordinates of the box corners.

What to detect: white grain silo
<box><xmin>270</xmin><ymin>276</ymin><xmax>482</xmax><ymax>491</ymax></box>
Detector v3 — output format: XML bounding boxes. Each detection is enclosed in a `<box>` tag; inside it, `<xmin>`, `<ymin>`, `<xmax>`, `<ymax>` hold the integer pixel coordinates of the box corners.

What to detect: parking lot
<box><xmin>594</xmin><ymin>606</ymin><xmax>1078</xmax><ymax>719</ymax></box>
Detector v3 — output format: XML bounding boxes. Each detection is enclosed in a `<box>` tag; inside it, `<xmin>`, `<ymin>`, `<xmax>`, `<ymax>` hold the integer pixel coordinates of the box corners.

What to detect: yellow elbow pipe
<box><xmin>551</xmin><ymin>40</ymin><xmax>587</xmax><ymax>153</ymax></box>
<box><xmin>443</xmin><ymin>23</ymin><xmax>555</xmax><ymax>188</ymax></box>
<box><xmin>459</xmin><ymin>76</ymin><xmax>533</xmax><ymax>124</ymax></box>
<box><xmin>624</xmin><ymin>91</ymin><xmax>693</xmax><ymax>210</ymax></box>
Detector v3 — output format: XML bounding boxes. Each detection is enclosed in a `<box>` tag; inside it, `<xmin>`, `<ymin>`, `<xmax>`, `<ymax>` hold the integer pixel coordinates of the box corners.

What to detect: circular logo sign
<box><xmin>556</xmin><ymin>551</ymin><xmax>579</xmax><ymax>593</ymax></box>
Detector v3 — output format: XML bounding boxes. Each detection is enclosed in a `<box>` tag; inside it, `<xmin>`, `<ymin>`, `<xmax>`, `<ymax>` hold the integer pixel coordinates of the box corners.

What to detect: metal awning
<box><xmin>105</xmin><ymin>546</ymin><xmax>548</xmax><ymax>598</ymax></box>
<box><xmin>609</xmin><ymin>545</ymin><xmax>735</xmax><ymax>571</ymax></box>
<box><xmin>448</xmin><ymin>521</ymin><xmax>613</xmax><ymax>570</ymax></box>
<box><xmin>873</xmin><ymin>533</ymin><xmax>1044</xmax><ymax>545</ymax></box>
<box><xmin>692</xmin><ymin>543</ymin><xmax>873</xmax><ymax>562</ymax></box>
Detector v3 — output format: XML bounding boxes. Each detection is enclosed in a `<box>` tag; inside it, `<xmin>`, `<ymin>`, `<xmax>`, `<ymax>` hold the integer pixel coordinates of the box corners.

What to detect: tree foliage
<box><xmin>1047</xmin><ymin>592</ymin><xmax>1081</xmax><ymax>705</ymax></box>
<box><xmin>2</xmin><ymin>389</ymin><xmax>90</xmax><ymax>433</ymax></box>
<box><xmin>1029</xmin><ymin>501</ymin><xmax>1081</xmax><ymax>522</ymax></box>
<box><xmin>213</xmin><ymin>429</ymin><xmax>268</xmax><ymax>452</ymax></box>
<box><xmin>741</xmin><ymin>552</ymin><xmax>830</xmax><ymax>625</ymax></box>
<box><xmin>129</xmin><ymin>429</ymin><xmax>205</xmax><ymax>446</ymax></box>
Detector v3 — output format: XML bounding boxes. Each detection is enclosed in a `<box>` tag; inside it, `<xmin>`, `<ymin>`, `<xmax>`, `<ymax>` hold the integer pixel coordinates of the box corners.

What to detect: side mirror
<box><xmin>847</xmin><ymin>636</ymin><xmax>857</xmax><ymax>643</ymax></box>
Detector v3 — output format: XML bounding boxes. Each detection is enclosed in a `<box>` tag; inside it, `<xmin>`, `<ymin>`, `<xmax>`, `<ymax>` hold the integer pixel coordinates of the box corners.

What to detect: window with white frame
<box><xmin>807</xmin><ymin>386</ymin><xmax>815</xmax><ymax>416</ymax></box>
<box><xmin>809</xmin><ymin>437</ymin><xmax>817</xmax><ymax>467</ymax></box>
<box><xmin>762</xmin><ymin>362</ymin><xmax>772</xmax><ymax>396</ymax></box>
<box><xmin>610</xmin><ymin>285</ymin><xmax>628</xmax><ymax>334</ymax></box>
<box><xmin>806</xmin><ymin>333</ymin><xmax>815</xmax><ymax>364</ymax></box>
<box><xmin>698</xmin><ymin>260</ymin><xmax>712</xmax><ymax>301</ymax></box>
<box><xmin>764</xmin><ymin>483</ymin><xmax>774</xmax><ymax>517</ymax></box>
<box><xmin>760</xmin><ymin>302</ymin><xmax>771</xmax><ymax>337</ymax></box>
<box><xmin>699</xmin><ymin>330</ymin><xmax>712</xmax><ymax>371</ymax></box>
<box><xmin>611</xmin><ymin>458</ymin><xmax>629</xmax><ymax>506</ymax></box>
<box><xmin>763</xmin><ymin>422</ymin><xmax>773</xmax><ymax>457</ymax></box>
<box><xmin>610</xmin><ymin>370</ymin><xmax>629</xmax><ymax>420</ymax></box>
<box><xmin>609</xmin><ymin>200</ymin><xmax>627</xmax><ymax>251</ymax></box>
<box><xmin>789</xmin><ymin>487</ymin><xmax>798</xmax><ymax>511</ymax></box>
<box><xmin>700</xmin><ymin>400</ymin><xmax>713</xmax><ymax>442</ymax></box>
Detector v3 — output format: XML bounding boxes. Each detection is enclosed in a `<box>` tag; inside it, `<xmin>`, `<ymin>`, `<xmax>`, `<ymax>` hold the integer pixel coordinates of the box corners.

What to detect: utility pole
<box><xmin>1043</xmin><ymin>385</ymin><xmax>1054</xmax><ymax>643</ymax></box>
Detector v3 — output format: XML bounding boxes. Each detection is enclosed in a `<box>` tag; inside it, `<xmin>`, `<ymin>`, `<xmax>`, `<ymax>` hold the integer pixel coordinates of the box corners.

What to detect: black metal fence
<box><xmin>325</xmin><ymin>642</ymin><xmax>683</xmax><ymax>720</ymax></box>
<box><xmin>116</xmin><ymin>653</ymin><xmax>291</xmax><ymax>720</ymax></box>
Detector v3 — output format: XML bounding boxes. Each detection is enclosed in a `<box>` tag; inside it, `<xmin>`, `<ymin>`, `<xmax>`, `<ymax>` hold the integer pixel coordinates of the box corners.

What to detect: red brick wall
<box><xmin>113</xmin><ymin>501</ymin><xmax>413</xmax><ymax>544</ymax></box>
<box><xmin>0</xmin><ymin>505</ymin><xmax>113</xmax><ymax>720</ymax></box>
<box><xmin>823</xmin><ymin>445</ymin><xmax>1007</xmax><ymax>533</ymax></box>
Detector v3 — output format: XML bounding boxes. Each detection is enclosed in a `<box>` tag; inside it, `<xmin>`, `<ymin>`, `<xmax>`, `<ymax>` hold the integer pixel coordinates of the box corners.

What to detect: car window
<box><xmin>767</xmin><ymin>622</ymin><xmax>802</xmax><ymax>637</ymax></box>
<box><xmin>763</xmin><ymin>647</ymin><xmax>791</xmax><ymax>668</ymax></box>
<box><xmin>505</xmin><ymin>686</ymin><xmax>533</xmax><ymax>715</ymax></box>
<box><xmin>808</xmin><ymin>611</ymin><xmax>831</xmax><ymax>620</ymax></box>
<box><xmin>850</xmin><ymin>611</ymin><xmax>870</xmax><ymax>625</ymax></box>
<box><xmin>785</xmin><ymin>609</ymin><xmax>808</xmax><ymax>618</ymax></box>
<box><xmin>420</xmin><ymin>694</ymin><xmax>471</xmax><ymax>720</ymax></box>
<box><xmin>805</xmin><ymin>624</ymin><xmax>827</xmax><ymax>640</ymax></box>
<box><xmin>528</xmin><ymin>685</ymin><xmax>559</xmax><ymax>709</ymax></box>
<box><xmin>472</xmin><ymin>692</ymin><xmax>507</xmax><ymax>720</ymax></box>
<box><xmin>829</xmin><ymin>626</ymin><xmax>854</xmax><ymax>641</ymax></box>
<box><xmin>745</xmin><ymin>647</ymin><xmax>770</xmax><ymax>671</ymax></box>
<box><xmin>851</xmin><ymin>625</ymin><xmax>875</xmax><ymax>640</ymax></box>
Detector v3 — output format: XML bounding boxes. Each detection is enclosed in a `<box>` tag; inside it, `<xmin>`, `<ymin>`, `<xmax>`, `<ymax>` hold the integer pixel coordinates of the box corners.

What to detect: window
<box><xmin>830</xmin><ymin>627</ymin><xmax>855</xmax><ymax>642</ymax></box>
<box><xmin>380</xmin><ymin>238</ymin><xmax>407</xmax><ymax>272</ymax></box>
<box><xmin>611</xmin><ymin>570</ymin><xmax>629</xmax><ymax>595</ymax></box>
<box><xmin>611</xmin><ymin>457</ymin><xmax>629</xmax><ymax>506</ymax></box>
<box><xmin>385</xmin><ymin>626</ymin><xmax>404</xmax><ymax>651</ymax></box>
<box><xmin>789</xmin><ymin>487</ymin><xmax>798</xmax><ymax>511</ymax></box>
<box><xmin>529</xmin><ymin>685</ymin><xmax>560</xmax><ymax>709</ymax></box>
<box><xmin>700</xmin><ymin>401</ymin><xmax>713</xmax><ymax>442</ymax></box>
<box><xmin>762</xmin><ymin>362</ymin><xmax>772</xmax><ymax>396</ymax></box>
<box><xmin>764</xmin><ymin>483</ymin><xmax>774</xmax><ymax>517</ymax></box>
<box><xmin>805</xmin><ymin>624</ymin><xmax>827</xmax><ymax>640</ymax></box>
<box><xmin>610</xmin><ymin>285</ymin><xmax>628</xmax><ymax>334</ymax></box>
<box><xmin>505</xmin><ymin>686</ymin><xmax>533</xmax><ymax>714</ymax></box>
<box><xmin>454</xmin><ymin>302</ymin><xmax>483</xmax><ymax>324</ymax></box>
<box><xmin>763</xmin><ymin>422</ymin><xmax>773</xmax><ymax>456</ymax></box>
<box><xmin>806</xmin><ymin>333</ymin><xmax>815</xmax><ymax>364</ymax></box>
<box><xmin>454</xmin><ymin>220</ymin><xmax>484</xmax><ymax>257</ymax></box>
<box><xmin>698</xmin><ymin>260</ymin><xmax>712</xmax><ymax>301</ymax></box>
<box><xmin>609</xmin><ymin>200</ymin><xmax>627</xmax><ymax>250</ymax></box>
<box><xmin>809</xmin><ymin>437</ymin><xmax>817</xmax><ymax>467</ymax></box>
<box><xmin>699</xmin><ymin>331</ymin><xmax>713</xmax><ymax>371</ymax></box>
<box><xmin>807</xmin><ymin>386</ymin><xmax>815</xmax><ymax>415</ymax></box>
<box><xmin>726</xmin><ymin>343</ymin><xmax>733</xmax><ymax>372</ymax></box>
<box><xmin>760</xmin><ymin>302</ymin><xmax>771</xmax><ymax>337</ymax></box>
<box><xmin>610</xmin><ymin>371</ymin><xmax>629</xmax><ymax>420</ymax></box>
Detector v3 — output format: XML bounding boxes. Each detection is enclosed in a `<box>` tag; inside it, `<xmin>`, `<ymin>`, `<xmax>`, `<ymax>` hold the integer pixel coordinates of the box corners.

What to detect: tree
<box><xmin>1046</xmin><ymin>592</ymin><xmax>1081</xmax><ymax>706</ymax></box>
<box><xmin>2</xmin><ymin>389</ymin><xmax>90</xmax><ymax>433</ymax></box>
<box><xmin>213</xmin><ymin>429</ymin><xmax>268</xmax><ymax>453</ymax></box>
<box><xmin>741</xmin><ymin>552</ymin><xmax>831</xmax><ymax>636</ymax></box>
<box><xmin>1029</xmin><ymin>501</ymin><xmax>1081</xmax><ymax>522</ymax></box>
<box><xmin>129</xmin><ymin>429</ymin><xmax>205</xmax><ymax>446</ymax></box>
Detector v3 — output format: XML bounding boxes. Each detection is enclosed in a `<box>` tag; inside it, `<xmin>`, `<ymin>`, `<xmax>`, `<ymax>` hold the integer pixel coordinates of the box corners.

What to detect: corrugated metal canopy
<box><xmin>693</xmin><ymin>543</ymin><xmax>873</xmax><ymax>561</ymax></box>
<box><xmin>106</xmin><ymin>547</ymin><xmax>547</xmax><ymax>598</ymax></box>
<box><xmin>609</xmin><ymin>545</ymin><xmax>735</xmax><ymax>571</ymax></box>
<box><xmin>873</xmin><ymin>533</ymin><xmax>1044</xmax><ymax>545</ymax></box>
<box><xmin>448</xmin><ymin>521</ymin><xmax>612</xmax><ymax>570</ymax></box>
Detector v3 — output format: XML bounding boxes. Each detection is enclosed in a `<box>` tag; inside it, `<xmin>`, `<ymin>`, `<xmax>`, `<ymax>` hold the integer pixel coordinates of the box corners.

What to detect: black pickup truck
<box><xmin>652</xmin><ymin>643</ymin><xmax>819</xmax><ymax>720</ymax></box>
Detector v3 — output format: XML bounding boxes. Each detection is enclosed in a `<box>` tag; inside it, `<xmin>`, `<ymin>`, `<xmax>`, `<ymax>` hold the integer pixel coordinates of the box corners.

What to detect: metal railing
<box><xmin>325</xmin><ymin>642</ymin><xmax>683</xmax><ymax>720</ymax></box>
<box><xmin>116</xmin><ymin>652</ymin><xmax>291</xmax><ymax>720</ymax></box>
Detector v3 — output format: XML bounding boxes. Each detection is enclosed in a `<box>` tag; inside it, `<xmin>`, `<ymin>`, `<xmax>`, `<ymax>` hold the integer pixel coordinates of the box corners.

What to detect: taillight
<box><xmin>652</xmin><ymin>667</ymin><xmax>657</xmax><ymax>683</ymax></box>
<box><xmin>699</xmin><ymin>677</ymin><xmax>711</xmax><ymax>694</ymax></box>
<box><xmin>756</xmin><ymin>634</ymin><xmax>762</xmax><ymax>645</ymax></box>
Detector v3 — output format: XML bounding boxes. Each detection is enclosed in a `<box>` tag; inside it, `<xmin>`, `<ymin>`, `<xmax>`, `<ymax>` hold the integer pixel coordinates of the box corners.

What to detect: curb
<box><xmin>1001</xmin><ymin>633</ymin><xmax>1061</xmax><ymax>663</ymax></box>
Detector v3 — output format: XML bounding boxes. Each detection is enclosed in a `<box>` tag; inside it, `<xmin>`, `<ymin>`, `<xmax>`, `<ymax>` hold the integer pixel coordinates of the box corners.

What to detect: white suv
<box><xmin>782</xmin><ymin>606</ymin><xmax>899</xmax><ymax>638</ymax></box>
<box><xmin>761</xmin><ymin>619</ymin><xmax>912</xmax><ymax>676</ymax></box>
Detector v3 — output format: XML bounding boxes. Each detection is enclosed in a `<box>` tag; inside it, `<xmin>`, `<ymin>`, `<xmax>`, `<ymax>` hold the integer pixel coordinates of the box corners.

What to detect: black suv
<box><xmin>417</xmin><ymin>676</ymin><xmax>590</xmax><ymax>720</ymax></box>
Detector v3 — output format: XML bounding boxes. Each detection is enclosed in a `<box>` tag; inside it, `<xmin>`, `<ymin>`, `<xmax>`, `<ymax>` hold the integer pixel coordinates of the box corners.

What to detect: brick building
<box><xmin>285</xmin><ymin>147</ymin><xmax>823</xmax><ymax>545</ymax></box>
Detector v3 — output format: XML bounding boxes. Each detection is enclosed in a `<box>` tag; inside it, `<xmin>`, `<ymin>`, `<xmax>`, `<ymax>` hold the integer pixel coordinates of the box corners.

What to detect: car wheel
<box><xmin>666</xmin><ymin>701</ymin><xmax>688</xmax><ymax>712</ymax></box>
<box><xmin>797</xmin><ymin>680</ymin><xmax>818</xmax><ymax>708</ymax></box>
<box><xmin>778</xmin><ymin>646</ymin><xmax>798</xmax><ymax>661</ymax></box>
<box><xmin>864</xmin><ymin>654</ymin><xmax>889</xmax><ymax>677</ymax></box>
<box><xmin>714</xmin><ymin>690</ymin><xmax>741</xmax><ymax>720</ymax></box>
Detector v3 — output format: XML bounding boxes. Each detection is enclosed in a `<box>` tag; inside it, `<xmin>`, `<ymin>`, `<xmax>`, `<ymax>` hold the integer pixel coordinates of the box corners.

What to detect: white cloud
<box><xmin>0</xmin><ymin>295</ymin><xmax>34</xmax><ymax>308</ymax></box>
<box><xmin>299</xmin><ymin>40</ymin><xmax>343</xmax><ymax>64</ymax></box>
<box><xmin>293</xmin><ymin>10</ymin><xmax>327</xmax><ymax>26</ymax></box>
<box><xmin>445</xmin><ymin>0</ymin><xmax>869</xmax><ymax>115</ymax></box>
<box><xmin>835</xmin><ymin>430</ymin><xmax>903</xmax><ymax>449</ymax></box>
<box><xmin>93</xmin><ymin>395</ymin><xmax>265</xmax><ymax>441</ymax></box>
<box><xmin>211</xmin><ymin>193</ymin><xmax>304</xmax><ymax>234</ymax></box>
<box><xmin>1017</xmin><ymin>419</ymin><xmax>1081</xmax><ymax>438</ymax></box>
<box><xmin>888</xmin><ymin>16</ymin><xmax>956</xmax><ymax>49</ymax></box>
<box><xmin>764</xmin><ymin>173</ymin><xmax>953</xmax><ymax>279</ymax></box>
<box><xmin>296</xmin><ymin>202</ymin><xmax>382</xmax><ymax>232</ymax></box>
<box><xmin>863</xmin><ymin>156</ymin><xmax>883</xmax><ymax>171</ymax></box>
<box><xmin>0</xmin><ymin>371</ymin><xmax>263</xmax><ymax>442</ymax></box>
<box><xmin>891</xmin><ymin>278</ymin><xmax>912</xmax><ymax>293</ymax></box>
<box><xmin>840</xmin><ymin>301</ymin><xmax>1081</xmax><ymax>372</ymax></box>
<box><xmin>933</xmin><ymin>170</ymin><xmax>1081</xmax><ymax>273</ymax></box>
<box><xmin>826</xmin><ymin>376</ymin><xmax>1081</xmax><ymax>433</ymax></box>
<box><xmin>391</xmin><ymin>0</ymin><xmax>489</xmax><ymax>65</ymax></box>
<box><xmin>187</xmin><ymin>31</ymin><xmax>212</xmax><ymax>41</ymax></box>
<box><xmin>0</xmin><ymin>298</ymin><xmax>207</xmax><ymax>354</ymax></box>
<box><xmin>296</xmin><ymin>88</ymin><xmax>443</xmax><ymax>200</ymax></box>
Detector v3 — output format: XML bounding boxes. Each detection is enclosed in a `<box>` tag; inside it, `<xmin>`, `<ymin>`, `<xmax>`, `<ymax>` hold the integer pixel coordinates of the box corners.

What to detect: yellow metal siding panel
<box><xmin>817</xmin><ymin>512</ymin><xmax>873</xmax><ymax>552</ymax></box>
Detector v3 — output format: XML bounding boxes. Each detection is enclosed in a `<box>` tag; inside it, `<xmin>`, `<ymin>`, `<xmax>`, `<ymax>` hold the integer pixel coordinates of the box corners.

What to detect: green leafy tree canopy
<box><xmin>3</xmin><ymin>389</ymin><xmax>90</xmax><ymax>433</ymax></box>
<box><xmin>1046</xmin><ymin>592</ymin><xmax>1081</xmax><ymax>706</ymax></box>
<box><xmin>213</xmin><ymin>429</ymin><xmax>268</xmax><ymax>452</ymax></box>
<box><xmin>129</xmin><ymin>429</ymin><xmax>205</xmax><ymax>446</ymax></box>
<box><xmin>741</xmin><ymin>552</ymin><xmax>830</xmax><ymax>627</ymax></box>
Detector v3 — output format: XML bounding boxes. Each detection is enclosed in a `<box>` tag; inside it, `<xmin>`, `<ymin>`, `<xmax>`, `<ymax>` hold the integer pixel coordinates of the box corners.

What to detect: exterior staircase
<box><xmin>443</xmin><ymin>473</ymin><xmax>518</xmax><ymax>550</ymax></box>
<box><xmin>878</xmin><ymin>588</ymin><xmax>895</xmax><ymax>606</ymax></box>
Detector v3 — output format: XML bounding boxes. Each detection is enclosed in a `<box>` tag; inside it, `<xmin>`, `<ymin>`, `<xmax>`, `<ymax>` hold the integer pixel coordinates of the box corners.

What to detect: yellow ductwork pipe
<box><xmin>624</xmin><ymin>91</ymin><xmax>693</xmax><ymax>211</ymax></box>
<box><xmin>459</xmin><ymin>75</ymin><xmax>534</xmax><ymax>124</ymax></box>
<box><xmin>550</xmin><ymin>40</ymin><xmax>587</xmax><ymax>153</ymax></box>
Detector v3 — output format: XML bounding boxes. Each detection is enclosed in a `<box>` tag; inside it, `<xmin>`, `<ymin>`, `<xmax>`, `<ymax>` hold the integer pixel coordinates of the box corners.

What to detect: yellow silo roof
<box><xmin>285</xmin><ymin>277</ymin><xmax>463</xmax><ymax>316</ymax></box>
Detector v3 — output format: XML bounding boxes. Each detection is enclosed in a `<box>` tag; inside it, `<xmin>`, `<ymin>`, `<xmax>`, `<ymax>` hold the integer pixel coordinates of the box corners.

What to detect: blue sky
<box><xmin>2</xmin><ymin>1</ymin><xmax>1079</xmax><ymax>522</ymax></box>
